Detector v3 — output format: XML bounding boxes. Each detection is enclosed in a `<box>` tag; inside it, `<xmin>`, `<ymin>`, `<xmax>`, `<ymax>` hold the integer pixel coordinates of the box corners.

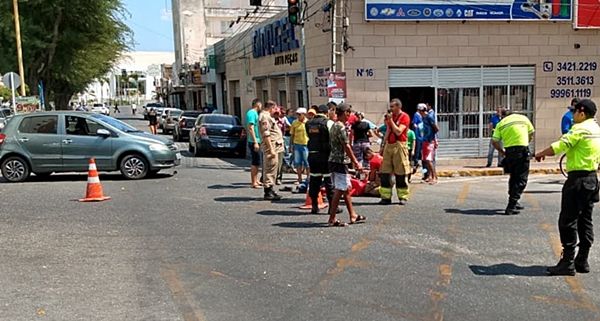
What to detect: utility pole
<box><xmin>300</xmin><ymin>25</ymin><xmax>308</xmax><ymax>108</ymax></box>
<box><xmin>12</xmin><ymin>0</ymin><xmax>26</xmax><ymax>96</ymax></box>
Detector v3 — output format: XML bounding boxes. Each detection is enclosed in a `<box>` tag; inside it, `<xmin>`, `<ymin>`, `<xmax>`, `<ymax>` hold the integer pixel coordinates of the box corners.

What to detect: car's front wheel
<box><xmin>119</xmin><ymin>154</ymin><xmax>149</xmax><ymax>180</ymax></box>
<box><xmin>1</xmin><ymin>156</ymin><xmax>31</xmax><ymax>182</ymax></box>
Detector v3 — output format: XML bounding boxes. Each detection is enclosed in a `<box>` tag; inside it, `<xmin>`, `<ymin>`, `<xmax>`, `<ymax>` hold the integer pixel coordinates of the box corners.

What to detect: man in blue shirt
<box><xmin>561</xmin><ymin>98</ymin><xmax>580</xmax><ymax>134</ymax></box>
<box><xmin>412</xmin><ymin>104</ymin><xmax>425</xmax><ymax>171</ymax></box>
<box><xmin>486</xmin><ymin>107</ymin><xmax>507</xmax><ymax>167</ymax></box>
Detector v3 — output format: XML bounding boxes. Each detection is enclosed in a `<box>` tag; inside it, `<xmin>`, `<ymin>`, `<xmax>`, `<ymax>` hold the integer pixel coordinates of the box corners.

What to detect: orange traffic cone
<box><xmin>299</xmin><ymin>189</ymin><xmax>328</xmax><ymax>210</ymax></box>
<box><xmin>79</xmin><ymin>158</ymin><xmax>111</xmax><ymax>202</ymax></box>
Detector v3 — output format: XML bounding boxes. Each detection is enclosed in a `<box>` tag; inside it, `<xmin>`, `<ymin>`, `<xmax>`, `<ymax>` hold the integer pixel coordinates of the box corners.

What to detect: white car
<box><xmin>90</xmin><ymin>103</ymin><xmax>110</xmax><ymax>116</ymax></box>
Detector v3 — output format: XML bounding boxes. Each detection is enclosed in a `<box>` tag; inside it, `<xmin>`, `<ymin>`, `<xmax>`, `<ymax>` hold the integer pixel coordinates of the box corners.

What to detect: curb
<box><xmin>437</xmin><ymin>168</ymin><xmax>562</xmax><ymax>177</ymax></box>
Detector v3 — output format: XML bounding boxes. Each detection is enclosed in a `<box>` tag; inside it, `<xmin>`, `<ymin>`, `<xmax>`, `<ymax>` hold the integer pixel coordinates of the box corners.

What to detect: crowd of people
<box><xmin>245</xmin><ymin>98</ymin><xmax>439</xmax><ymax>226</ymax></box>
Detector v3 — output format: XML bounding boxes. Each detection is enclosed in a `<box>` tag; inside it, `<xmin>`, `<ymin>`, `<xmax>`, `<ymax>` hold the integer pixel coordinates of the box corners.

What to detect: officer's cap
<box><xmin>317</xmin><ymin>104</ymin><xmax>329</xmax><ymax>113</ymax></box>
<box><xmin>575</xmin><ymin>99</ymin><xmax>597</xmax><ymax>117</ymax></box>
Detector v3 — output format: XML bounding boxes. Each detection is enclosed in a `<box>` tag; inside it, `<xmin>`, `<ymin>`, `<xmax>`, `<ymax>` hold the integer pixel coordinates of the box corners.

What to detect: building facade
<box><xmin>219</xmin><ymin>0</ymin><xmax>600</xmax><ymax>157</ymax></box>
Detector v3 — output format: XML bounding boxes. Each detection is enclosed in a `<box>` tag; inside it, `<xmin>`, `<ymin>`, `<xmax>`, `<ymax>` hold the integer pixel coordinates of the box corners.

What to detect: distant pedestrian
<box><xmin>114</xmin><ymin>103</ymin><xmax>120</xmax><ymax>113</ymax></box>
<box><xmin>306</xmin><ymin>104</ymin><xmax>335</xmax><ymax>214</ymax></box>
<box><xmin>274</xmin><ymin>107</ymin><xmax>288</xmax><ymax>185</ymax></box>
<box><xmin>131</xmin><ymin>103</ymin><xmax>137</xmax><ymax>115</ymax></box>
<box><xmin>407</xmin><ymin>128</ymin><xmax>416</xmax><ymax>181</ymax></box>
<box><xmin>412</xmin><ymin>104</ymin><xmax>425</xmax><ymax>172</ymax></box>
<box><xmin>561</xmin><ymin>98</ymin><xmax>580</xmax><ymax>134</ymax></box>
<box><xmin>379</xmin><ymin>99</ymin><xmax>411</xmax><ymax>205</ymax></box>
<box><xmin>535</xmin><ymin>99</ymin><xmax>600</xmax><ymax>275</ymax></box>
<box><xmin>307</xmin><ymin>108</ymin><xmax>317</xmax><ymax>121</ymax></box>
<box><xmin>148</xmin><ymin>108</ymin><xmax>158</xmax><ymax>134</ymax></box>
<box><xmin>327</xmin><ymin>103</ymin><xmax>366</xmax><ymax>226</ymax></box>
<box><xmin>486</xmin><ymin>107</ymin><xmax>506</xmax><ymax>167</ymax></box>
<box><xmin>351</xmin><ymin>111</ymin><xmax>373</xmax><ymax>167</ymax></box>
<box><xmin>327</xmin><ymin>102</ymin><xmax>337</xmax><ymax>122</ymax></box>
<box><xmin>259</xmin><ymin>101</ymin><xmax>284</xmax><ymax>201</ymax></box>
<box><xmin>492</xmin><ymin>111</ymin><xmax>535</xmax><ymax>215</ymax></box>
<box><xmin>290</xmin><ymin>107</ymin><xmax>310</xmax><ymax>184</ymax></box>
<box><xmin>418</xmin><ymin>105</ymin><xmax>439</xmax><ymax>184</ymax></box>
<box><xmin>246</xmin><ymin>98</ymin><xmax>263</xmax><ymax>188</ymax></box>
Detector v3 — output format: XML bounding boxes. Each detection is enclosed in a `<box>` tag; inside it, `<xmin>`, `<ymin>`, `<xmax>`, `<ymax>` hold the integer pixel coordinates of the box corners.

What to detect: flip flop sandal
<box><xmin>328</xmin><ymin>220</ymin><xmax>348</xmax><ymax>227</ymax></box>
<box><xmin>350</xmin><ymin>215</ymin><xmax>367</xmax><ymax>224</ymax></box>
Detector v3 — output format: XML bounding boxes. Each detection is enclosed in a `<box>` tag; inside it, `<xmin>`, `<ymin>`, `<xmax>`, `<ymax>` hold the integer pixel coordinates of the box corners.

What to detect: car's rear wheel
<box><xmin>119</xmin><ymin>154</ymin><xmax>149</xmax><ymax>180</ymax></box>
<box><xmin>1</xmin><ymin>156</ymin><xmax>30</xmax><ymax>182</ymax></box>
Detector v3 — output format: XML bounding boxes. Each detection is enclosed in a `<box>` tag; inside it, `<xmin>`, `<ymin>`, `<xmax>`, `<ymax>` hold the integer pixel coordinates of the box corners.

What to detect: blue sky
<box><xmin>124</xmin><ymin>0</ymin><xmax>174</xmax><ymax>52</ymax></box>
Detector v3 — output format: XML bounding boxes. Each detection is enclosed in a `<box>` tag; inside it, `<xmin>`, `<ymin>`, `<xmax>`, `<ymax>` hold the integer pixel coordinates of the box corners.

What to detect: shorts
<box><xmin>381</xmin><ymin>142</ymin><xmax>410</xmax><ymax>175</ymax></box>
<box><xmin>248</xmin><ymin>142</ymin><xmax>261</xmax><ymax>166</ymax></box>
<box><xmin>293</xmin><ymin>144</ymin><xmax>309</xmax><ymax>168</ymax></box>
<box><xmin>422</xmin><ymin>141</ymin><xmax>436</xmax><ymax>162</ymax></box>
<box><xmin>308</xmin><ymin>153</ymin><xmax>329</xmax><ymax>175</ymax></box>
<box><xmin>329</xmin><ymin>162</ymin><xmax>351</xmax><ymax>191</ymax></box>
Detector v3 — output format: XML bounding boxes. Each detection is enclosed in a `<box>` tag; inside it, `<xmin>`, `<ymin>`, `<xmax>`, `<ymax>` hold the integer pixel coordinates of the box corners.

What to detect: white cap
<box><xmin>417</xmin><ymin>103</ymin><xmax>427</xmax><ymax>111</ymax></box>
<box><xmin>296</xmin><ymin>107</ymin><xmax>307</xmax><ymax>114</ymax></box>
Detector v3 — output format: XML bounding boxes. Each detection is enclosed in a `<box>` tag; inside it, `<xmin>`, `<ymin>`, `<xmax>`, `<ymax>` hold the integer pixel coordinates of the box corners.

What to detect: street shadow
<box><xmin>272</xmin><ymin>221</ymin><xmax>329</xmax><ymax>228</ymax></box>
<box><xmin>208</xmin><ymin>184</ymin><xmax>250</xmax><ymax>190</ymax></box>
<box><xmin>1</xmin><ymin>172</ymin><xmax>173</xmax><ymax>184</ymax></box>
<box><xmin>214</xmin><ymin>196</ymin><xmax>261</xmax><ymax>202</ymax></box>
<box><xmin>257</xmin><ymin>210</ymin><xmax>307</xmax><ymax>217</ymax></box>
<box><xmin>469</xmin><ymin>264</ymin><xmax>548</xmax><ymax>277</ymax></box>
<box><xmin>538</xmin><ymin>179</ymin><xmax>565</xmax><ymax>185</ymax></box>
<box><xmin>524</xmin><ymin>190</ymin><xmax>560</xmax><ymax>194</ymax></box>
<box><xmin>445</xmin><ymin>208</ymin><xmax>504</xmax><ymax>216</ymax></box>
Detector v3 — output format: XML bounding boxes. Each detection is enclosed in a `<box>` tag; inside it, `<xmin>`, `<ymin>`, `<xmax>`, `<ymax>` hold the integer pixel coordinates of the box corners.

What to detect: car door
<box><xmin>61</xmin><ymin>115</ymin><xmax>113</xmax><ymax>171</ymax></box>
<box><xmin>16</xmin><ymin>115</ymin><xmax>62</xmax><ymax>171</ymax></box>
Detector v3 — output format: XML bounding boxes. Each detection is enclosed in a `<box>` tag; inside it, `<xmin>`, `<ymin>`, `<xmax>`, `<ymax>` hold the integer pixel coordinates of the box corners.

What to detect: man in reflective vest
<box><xmin>379</xmin><ymin>98</ymin><xmax>411</xmax><ymax>205</ymax></box>
<box><xmin>306</xmin><ymin>104</ymin><xmax>335</xmax><ymax>214</ymax></box>
<box><xmin>492</xmin><ymin>111</ymin><xmax>535</xmax><ymax>215</ymax></box>
<box><xmin>536</xmin><ymin>99</ymin><xmax>600</xmax><ymax>275</ymax></box>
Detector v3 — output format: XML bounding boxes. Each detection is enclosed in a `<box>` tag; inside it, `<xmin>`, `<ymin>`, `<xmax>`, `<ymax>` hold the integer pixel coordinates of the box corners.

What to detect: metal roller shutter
<box><xmin>437</xmin><ymin>67</ymin><xmax>481</xmax><ymax>88</ymax></box>
<box><xmin>388</xmin><ymin>68</ymin><xmax>434</xmax><ymax>87</ymax></box>
<box><xmin>509</xmin><ymin>66</ymin><xmax>535</xmax><ymax>85</ymax></box>
<box><xmin>483</xmin><ymin>67</ymin><xmax>509</xmax><ymax>86</ymax></box>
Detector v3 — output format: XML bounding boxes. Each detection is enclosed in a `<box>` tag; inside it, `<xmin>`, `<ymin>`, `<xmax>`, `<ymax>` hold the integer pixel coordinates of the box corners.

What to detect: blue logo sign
<box><xmin>253</xmin><ymin>17</ymin><xmax>300</xmax><ymax>58</ymax></box>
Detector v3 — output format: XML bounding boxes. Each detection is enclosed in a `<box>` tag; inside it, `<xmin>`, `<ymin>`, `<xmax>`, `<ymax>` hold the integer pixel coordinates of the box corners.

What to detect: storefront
<box><xmin>219</xmin><ymin>0</ymin><xmax>600</xmax><ymax>157</ymax></box>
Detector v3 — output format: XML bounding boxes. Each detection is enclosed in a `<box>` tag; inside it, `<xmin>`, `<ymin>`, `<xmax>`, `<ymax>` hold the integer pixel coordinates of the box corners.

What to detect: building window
<box><xmin>278</xmin><ymin>91</ymin><xmax>287</xmax><ymax>109</ymax></box>
<box><xmin>297</xmin><ymin>90</ymin><xmax>304</xmax><ymax>108</ymax></box>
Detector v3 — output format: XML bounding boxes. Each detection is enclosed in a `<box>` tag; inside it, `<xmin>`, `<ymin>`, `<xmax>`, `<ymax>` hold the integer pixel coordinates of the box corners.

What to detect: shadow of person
<box><xmin>207</xmin><ymin>184</ymin><xmax>249</xmax><ymax>190</ymax></box>
<box><xmin>257</xmin><ymin>210</ymin><xmax>306</xmax><ymax>217</ymax></box>
<box><xmin>214</xmin><ymin>196</ymin><xmax>260</xmax><ymax>202</ymax></box>
<box><xmin>272</xmin><ymin>221</ymin><xmax>329</xmax><ymax>228</ymax></box>
<box><xmin>524</xmin><ymin>190</ymin><xmax>560</xmax><ymax>194</ymax></box>
<box><xmin>445</xmin><ymin>208</ymin><xmax>504</xmax><ymax>216</ymax></box>
<box><xmin>469</xmin><ymin>264</ymin><xmax>548</xmax><ymax>277</ymax></box>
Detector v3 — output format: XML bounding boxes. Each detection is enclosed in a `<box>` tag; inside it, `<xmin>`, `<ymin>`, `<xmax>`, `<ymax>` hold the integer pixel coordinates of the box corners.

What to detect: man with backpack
<box><xmin>418</xmin><ymin>104</ymin><xmax>439</xmax><ymax>184</ymax></box>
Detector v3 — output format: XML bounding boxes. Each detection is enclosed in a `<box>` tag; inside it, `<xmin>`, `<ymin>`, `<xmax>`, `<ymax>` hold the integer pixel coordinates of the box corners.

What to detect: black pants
<box><xmin>308</xmin><ymin>154</ymin><xmax>333</xmax><ymax>204</ymax></box>
<box><xmin>559</xmin><ymin>171</ymin><xmax>599</xmax><ymax>251</ymax></box>
<box><xmin>503</xmin><ymin>146</ymin><xmax>530</xmax><ymax>207</ymax></box>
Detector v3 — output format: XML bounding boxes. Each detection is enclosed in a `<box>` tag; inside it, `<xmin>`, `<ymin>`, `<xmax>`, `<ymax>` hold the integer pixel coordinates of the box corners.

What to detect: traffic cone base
<box><xmin>300</xmin><ymin>190</ymin><xmax>328</xmax><ymax>210</ymax></box>
<box><xmin>79</xmin><ymin>158</ymin><xmax>111</xmax><ymax>202</ymax></box>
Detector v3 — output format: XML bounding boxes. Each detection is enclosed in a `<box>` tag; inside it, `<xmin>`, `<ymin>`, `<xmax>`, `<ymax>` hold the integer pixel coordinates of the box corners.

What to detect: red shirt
<box><xmin>369</xmin><ymin>154</ymin><xmax>383</xmax><ymax>172</ymax></box>
<box><xmin>386</xmin><ymin>112</ymin><xmax>410</xmax><ymax>143</ymax></box>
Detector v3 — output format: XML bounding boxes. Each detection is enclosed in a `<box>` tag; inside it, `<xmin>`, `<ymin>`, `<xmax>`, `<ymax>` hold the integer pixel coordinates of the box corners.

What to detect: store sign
<box><xmin>274</xmin><ymin>52</ymin><xmax>299</xmax><ymax>66</ymax></box>
<box><xmin>327</xmin><ymin>72</ymin><xmax>347</xmax><ymax>100</ymax></box>
<box><xmin>576</xmin><ymin>0</ymin><xmax>600</xmax><ymax>28</ymax></box>
<box><xmin>365</xmin><ymin>0</ymin><xmax>572</xmax><ymax>21</ymax></box>
<box><xmin>543</xmin><ymin>60</ymin><xmax>597</xmax><ymax>99</ymax></box>
<box><xmin>253</xmin><ymin>17</ymin><xmax>300</xmax><ymax>58</ymax></box>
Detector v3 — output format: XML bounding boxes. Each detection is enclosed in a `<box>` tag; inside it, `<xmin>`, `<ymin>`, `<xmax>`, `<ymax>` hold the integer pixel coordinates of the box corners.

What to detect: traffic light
<box><xmin>287</xmin><ymin>0</ymin><xmax>300</xmax><ymax>25</ymax></box>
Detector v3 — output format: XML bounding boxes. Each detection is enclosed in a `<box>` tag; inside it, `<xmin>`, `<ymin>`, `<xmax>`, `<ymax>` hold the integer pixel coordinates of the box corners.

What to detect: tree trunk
<box><xmin>54</xmin><ymin>93</ymin><xmax>73</xmax><ymax>110</ymax></box>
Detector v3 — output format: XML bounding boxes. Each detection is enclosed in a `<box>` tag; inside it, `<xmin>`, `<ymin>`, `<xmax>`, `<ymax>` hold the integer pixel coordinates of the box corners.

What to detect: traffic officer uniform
<box><xmin>540</xmin><ymin>99</ymin><xmax>600</xmax><ymax>275</ymax></box>
<box><xmin>492</xmin><ymin>113</ymin><xmax>535</xmax><ymax>215</ymax></box>
<box><xmin>259</xmin><ymin>106</ymin><xmax>285</xmax><ymax>200</ymax></box>
<box><xmin>380</xmin><ymin>111</ymin><xmax>411</xmax><ymax>205</ymax></box>
<box><xmin>306</xmin><ymin>105</ymin><xmax>335</xmax><ymax>213</ymax></box>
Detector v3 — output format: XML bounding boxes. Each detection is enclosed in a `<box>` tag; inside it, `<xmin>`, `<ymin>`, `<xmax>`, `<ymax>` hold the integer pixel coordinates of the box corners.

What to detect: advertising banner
<box><xmin>15</xmin><ymin>96</ymin><xmax>40</xmax><ymax>113</ymax></box>
<box><xmin>365</xmin><ymin>0</ymin><xmax>572</xmax><ymax>21</ymax></box>
<box><xmin>327</xmin><ymin>72</ymin><xmax>347</xmax><ymax>101</ymax></box>
<box><xmin>576</xmin><ymin>0</ymin><xmax>600</xmax><ymax>28</ymax></box>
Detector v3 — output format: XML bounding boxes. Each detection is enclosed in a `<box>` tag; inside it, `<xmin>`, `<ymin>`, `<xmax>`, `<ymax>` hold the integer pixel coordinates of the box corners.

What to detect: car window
<box><xmin>203</xmin><ymin>115</ymin><xmax>239</xmax><ymax>125</ymax></box>
<box><xmin>18</xmin><ymin>116</ymin><xmax>58</xmax><ymax>134</ymax></box>
<box><xmin>90</xmin><ymin>113</ymin><xmax>140</xmax><ymax>132</ymax></box>
<box><xmin>65</xmin><ymin>116</ymin><xmax>106</xmax><ymax>136</ymax></box>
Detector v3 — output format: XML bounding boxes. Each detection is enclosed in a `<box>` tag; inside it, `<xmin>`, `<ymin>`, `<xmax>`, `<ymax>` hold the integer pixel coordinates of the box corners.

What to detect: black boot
<box><xmin>575</xmin><ymin>246</ymin><xmax>591</xmax><ymax>274</ymax></box>
<box><xmin>547</xmin><ymin>250</ymin><xmax>576</xmax><ymax>276</ymax></box>
<box><xmin>504</xmin><ymin>200</ymin><xmax>520</xmax><ymax>215</ymax></box>
<box><xmin>515</xmin><ymin>202</ymin><xmax>525</xmax><ymax>210</ymax></box>
<box><xmin>311</xmin><ymin>199</ymin><xmax>319</xmax><ymax>214</ymax></box>
<box><xmin>264</xmin><ymin>187</ymin><xmax>282</xmax><ymax>201</ymax></box>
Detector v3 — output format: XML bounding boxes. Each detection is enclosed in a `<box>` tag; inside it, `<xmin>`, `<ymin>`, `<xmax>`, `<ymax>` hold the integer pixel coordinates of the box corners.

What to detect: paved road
<box><xmin>1</xmin><ymin>109</ymin><xmax>599</xmax><ymax>321</ymax></box>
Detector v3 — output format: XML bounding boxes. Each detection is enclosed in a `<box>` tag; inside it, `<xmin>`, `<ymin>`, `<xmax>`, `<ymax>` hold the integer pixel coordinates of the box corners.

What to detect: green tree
<box><xmin>0</xmin><ymin>0</ymin><xmax>132</xmax><ymax>109</ymax></box>
<box><xmin>0</xmin><ymin>85</ymin><xmax>11</xmax><ymax>103</ymax></box>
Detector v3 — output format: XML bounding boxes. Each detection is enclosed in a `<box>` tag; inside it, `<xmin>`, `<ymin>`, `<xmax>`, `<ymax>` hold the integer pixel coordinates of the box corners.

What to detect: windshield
<box><xmin>91</xmin><ymin>114</ymin><xmax>141</xmax><ymax>132</ymax></box>
<box><xmin>204</xmin><ymin>115</ymin><xmax>240</xmax><ymax>125</ymax></box>
<box><xmin>171</xmin><ymin>111</ymin><xmax>183</xmax><ymax>117</ymax></box>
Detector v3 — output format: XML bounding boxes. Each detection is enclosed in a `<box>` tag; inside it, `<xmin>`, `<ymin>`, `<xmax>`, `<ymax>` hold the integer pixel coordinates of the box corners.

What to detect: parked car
<box><xmin>158</xmin><ymin>108</ymin><xmax>180</xmax><ymax>129</ymax></box>
<box><xmin>143</xmin><ymin>103</ymin><xmax>164</xmax><ymax>120</ymax></box>
<box><xmin>173</xmin><ymin>111</ymin><xmax>202</xmax><ymax>142</ymax></box>
<box><xmin>189</xmin><ymin>114</ymin><xmax>246</xmax><ymax>158</ymax></box>
<box><xmin>0</xmin><ymin>108</ymin><xmax>13</xmax><ymax>131</ymax></box>
<box><xmin>162</xmin><ymin>109</ymin><xmax>183</xmax><ymax>134</ymax></box>
<box><xmin>90</xmin><ymin>103</ymin><xmax>110</xmax><ymax>116</ymax></box>
<box><xmin>0</xmin><ymin>112</ymin><xmax>181</xmax><ymax>182</ymax></box>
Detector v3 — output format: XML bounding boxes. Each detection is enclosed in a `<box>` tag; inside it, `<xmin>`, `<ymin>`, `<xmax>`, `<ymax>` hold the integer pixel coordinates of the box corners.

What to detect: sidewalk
<box><xmin>434</xmin><ymin>157</ymin><xmax>562</xmax><ymax>177</ymax></box>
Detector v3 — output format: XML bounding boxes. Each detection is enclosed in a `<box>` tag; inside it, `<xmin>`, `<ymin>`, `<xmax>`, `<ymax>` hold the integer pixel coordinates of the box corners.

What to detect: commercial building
<box><xmin>218</xmin><ymin>0</ymin><xmax>600</xmax><ymax>157</ymax></box>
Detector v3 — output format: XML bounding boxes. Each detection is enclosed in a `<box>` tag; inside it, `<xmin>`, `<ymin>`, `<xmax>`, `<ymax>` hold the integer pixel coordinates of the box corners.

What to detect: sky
<box><xmin>123</xmin><ymin>0</ymin><xmax>174</xmax><ymax>52</ymax></box>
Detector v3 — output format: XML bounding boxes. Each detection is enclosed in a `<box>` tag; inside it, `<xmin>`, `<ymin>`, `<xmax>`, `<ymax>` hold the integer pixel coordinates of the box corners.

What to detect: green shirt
<box><xmin>551</xmin><ymin>118</ymin><xmax>600</xmax><ymax>172</ymax></box>
<box><xmin>492</xmin><ymin>114</ymin><xmax>534</xmax><ymax>148</ymax></box>
<box><xmin>246</xmin><ymin>109</ymin><xmax>261</xmax><ymax>144</ymax></box>
<box><xmin>407</xmin><ymin>129</ymin><xmax>416</xmax><ymax>152</ymax></box>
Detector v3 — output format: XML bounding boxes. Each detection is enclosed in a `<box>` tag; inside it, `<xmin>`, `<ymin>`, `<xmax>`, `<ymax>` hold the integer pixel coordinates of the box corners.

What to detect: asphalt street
<box><xmin>1</xmin><ymin>108</ymin><xmax>599</xmax><ymax>321</ymax></box>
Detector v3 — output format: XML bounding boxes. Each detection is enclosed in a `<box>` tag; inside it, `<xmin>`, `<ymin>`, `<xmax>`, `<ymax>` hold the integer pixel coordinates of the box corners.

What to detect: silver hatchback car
<box><xmin>0</xmin><ymin>112</ymin><xmax>181</xmax><ymax>182</ymax></box>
